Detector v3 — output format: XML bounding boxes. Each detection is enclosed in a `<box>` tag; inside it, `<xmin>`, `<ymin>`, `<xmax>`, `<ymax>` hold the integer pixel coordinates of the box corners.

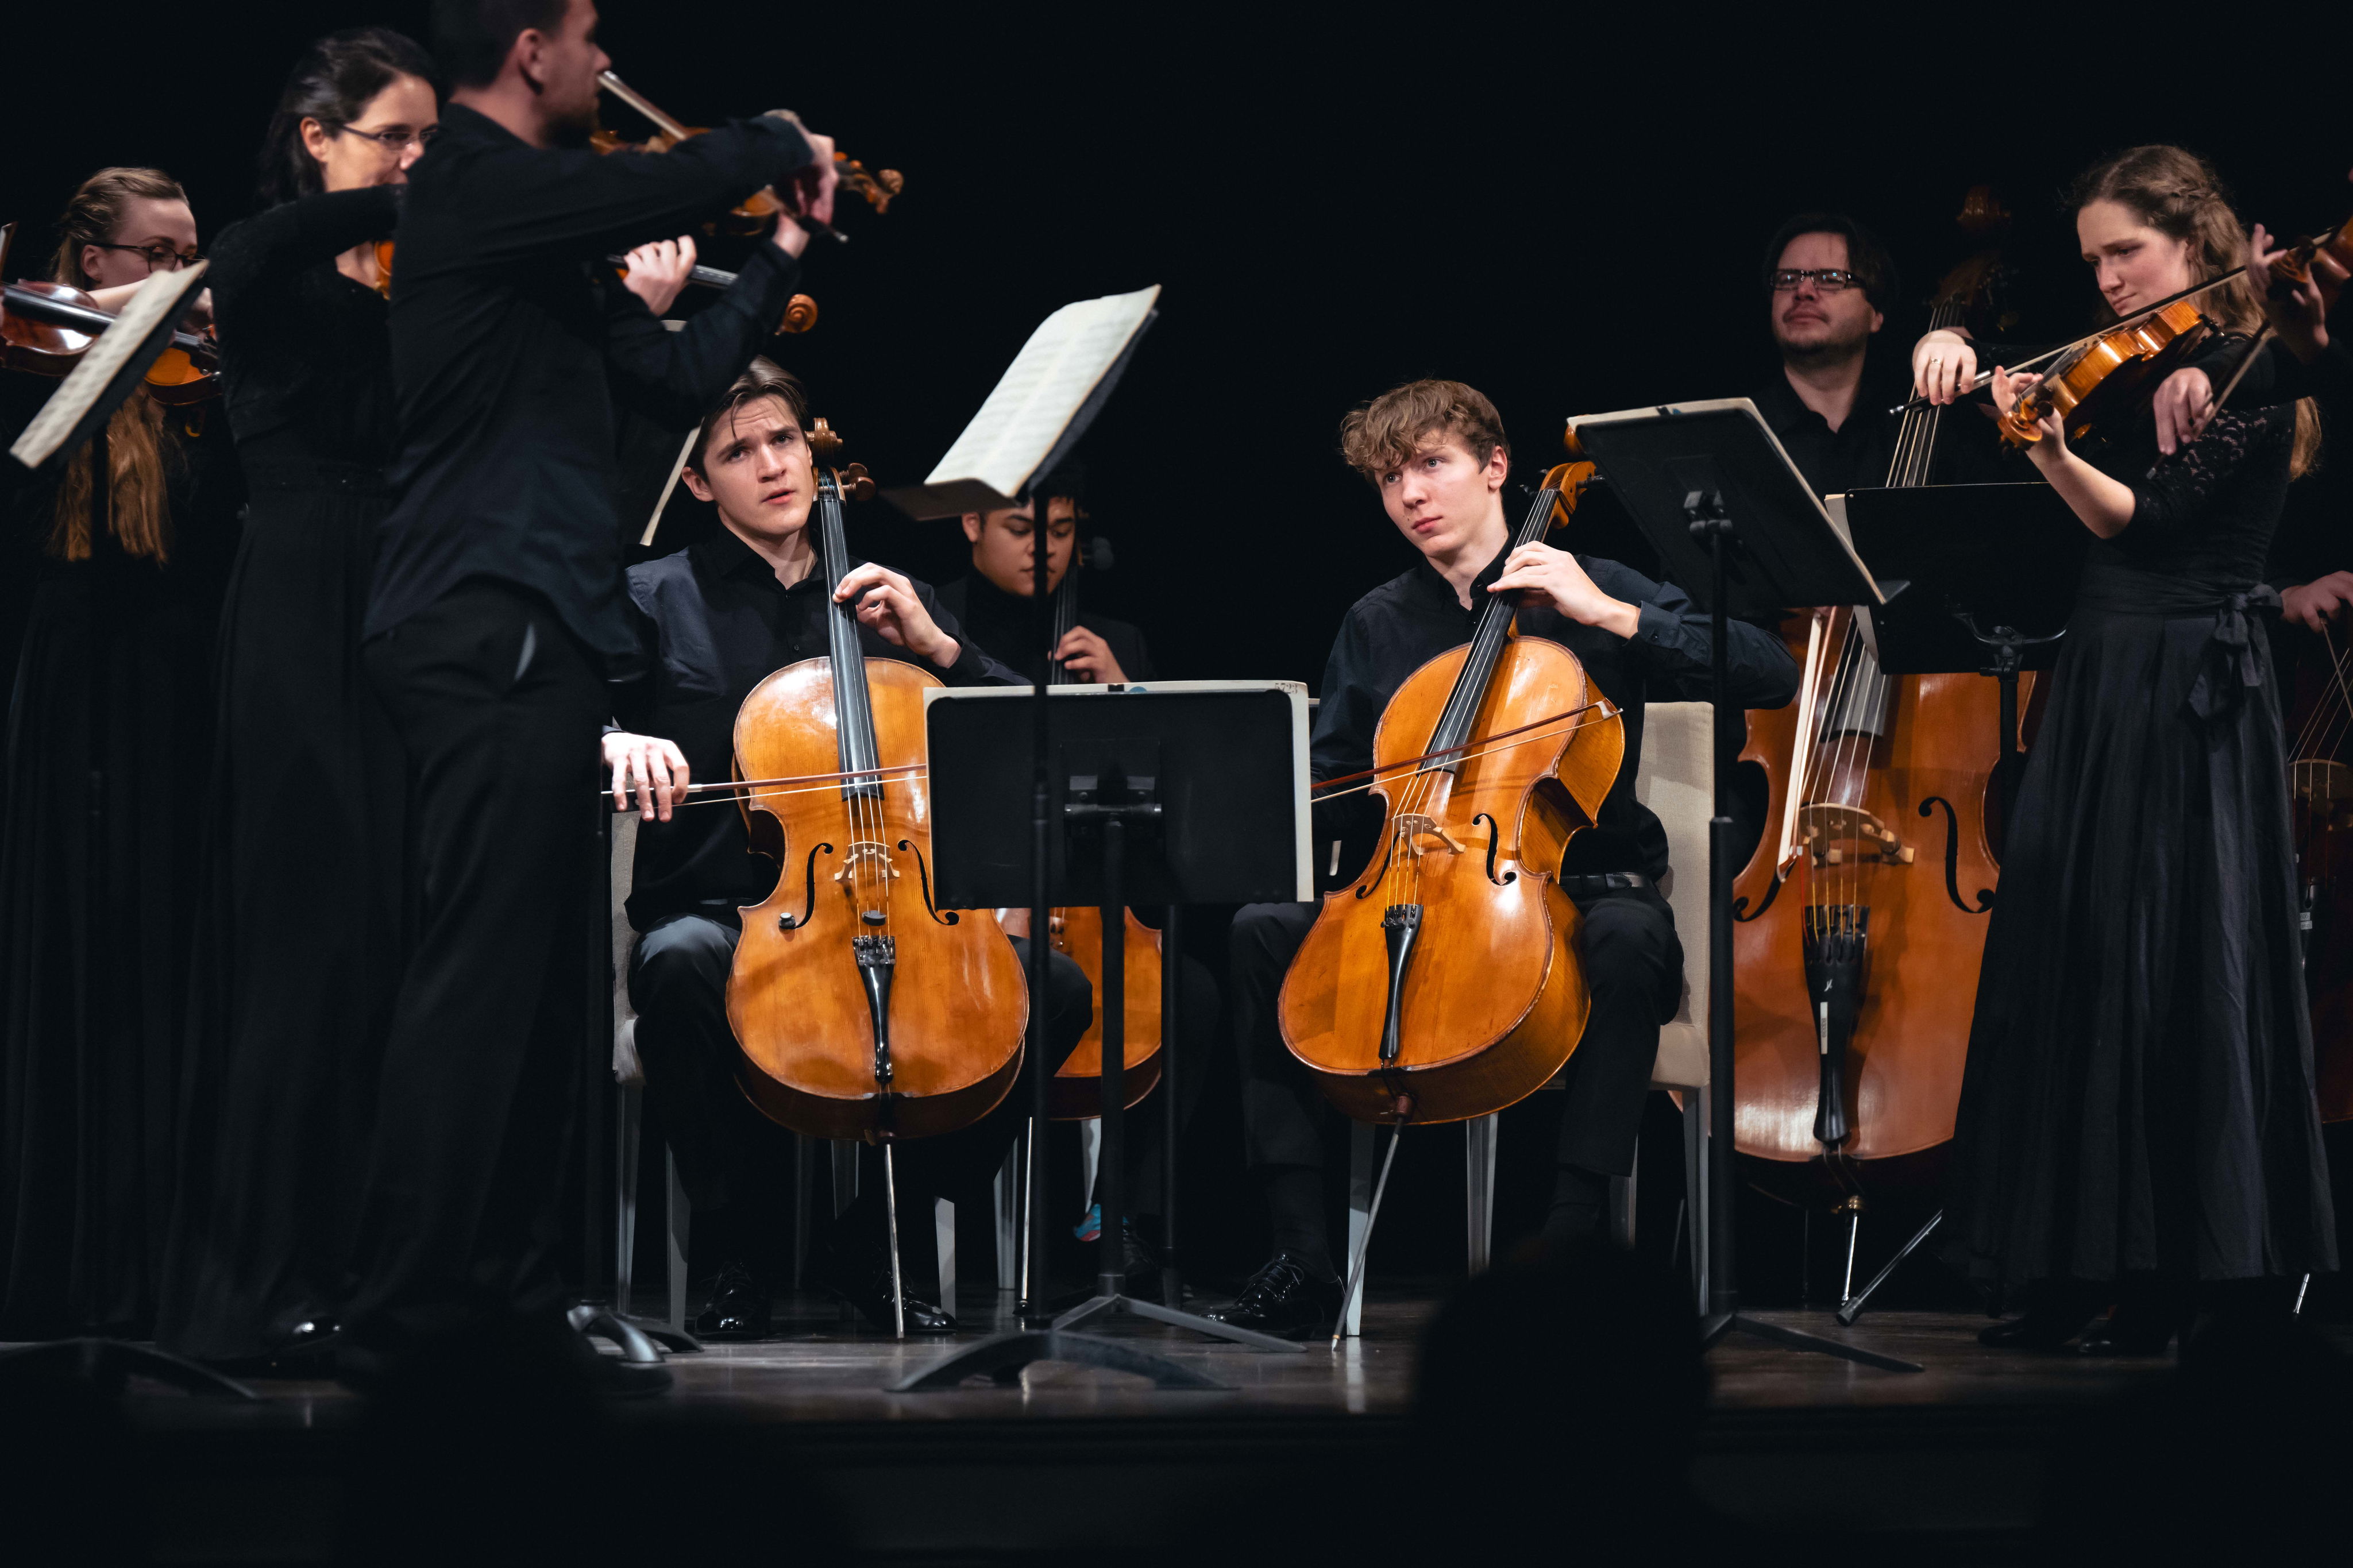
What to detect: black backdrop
<box><xmin>9</xmin><ymin>10</ymin><xmax>2346</xmax><ymax>690</ymax></box>
<box><xmin>9</xmin><ymin>10</ymin><xmax>2347</xmax><ymax>1292</ymax></box>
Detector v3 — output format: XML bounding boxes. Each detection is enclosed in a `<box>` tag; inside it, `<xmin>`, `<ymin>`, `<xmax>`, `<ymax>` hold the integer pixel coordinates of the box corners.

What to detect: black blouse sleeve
<box><xmin>206</xmin><ymin>186</ymin><xmax>401</xmax><ymax>312</ymax></box>
<box><xmin>2126</xmin><ymin>404</ymin><xmax>2296</xmax><ymax>541</ymax></box>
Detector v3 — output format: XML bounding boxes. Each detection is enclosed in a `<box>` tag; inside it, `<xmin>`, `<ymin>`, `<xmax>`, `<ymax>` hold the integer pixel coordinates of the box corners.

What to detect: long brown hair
<box><xmin>47</xmin><ymin>167</ymin><xmax>189</xmax><ymax>562</ymax></box>
<box><xmin>2067</xmin><ymin>145</ymin><xmax>2322</xmax><ymax>478</ymax></box>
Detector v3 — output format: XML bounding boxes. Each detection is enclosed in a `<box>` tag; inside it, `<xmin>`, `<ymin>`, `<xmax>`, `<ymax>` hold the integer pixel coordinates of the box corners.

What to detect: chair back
<box><xmin>1630</xmin><ymin>701</ymin><xmax>1712</xmax><ymax>1091</ymax></box>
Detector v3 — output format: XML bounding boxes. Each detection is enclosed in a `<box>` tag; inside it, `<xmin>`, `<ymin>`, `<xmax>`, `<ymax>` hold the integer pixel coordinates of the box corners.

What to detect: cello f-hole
<box><xmin>1918</xmin><ymin>798</ymin><xmax>1994</xmax><ymax>914</ymax></box>
<box><xmin>776</xmin><ymin>842</ymin><xmax>833</xmax><ymax>930</ymax></box>
<box><xmin>900</xmin><ymin>838</ymin><xmax>962</xmax><ymax>925</ymax></box>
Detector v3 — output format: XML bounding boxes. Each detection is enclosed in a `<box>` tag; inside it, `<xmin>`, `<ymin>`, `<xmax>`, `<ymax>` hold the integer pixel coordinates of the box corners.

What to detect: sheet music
<box><xmin>9</xmin><ymin>261</ymin><xmax>210</xmax><ymax>472</ymax></box>
<box><xmin>921</xmin><ymin>284</ymin><xmax>1160</xmax><ymax>502</ymax></box>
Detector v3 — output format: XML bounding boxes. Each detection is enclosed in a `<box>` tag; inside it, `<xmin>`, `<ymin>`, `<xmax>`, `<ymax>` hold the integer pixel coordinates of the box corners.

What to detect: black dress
<box><xmin>0</xmin><ymin>386</ymin><xmax>242</xmax><ymax>1338</ymax></box>
<box><xmin>155</xmin><ymin>187</ymin><xmax>408</xmax><ymax>1360</ymax></box>
<box><xmin>1950</xmin><ymin>392</ymin><xmax>2338</xmax><ymax>1286</ymax></box>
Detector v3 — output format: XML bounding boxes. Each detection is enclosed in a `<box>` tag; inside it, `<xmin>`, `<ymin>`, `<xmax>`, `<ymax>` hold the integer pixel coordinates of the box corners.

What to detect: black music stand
<box><xmin>1568</xmin><ymin>397</ymin><xmax>1921</xmax><ymax>1374</ymax></box>
<box><xmin>1829</xmin><ymin>482</ymin><xmax>2081</xmax><ymax>1325</ymax></box>
<box><xmin>893</xmin><ymin>683</ymin><xmax>1313</xmax><ymax>1391</ymax></box>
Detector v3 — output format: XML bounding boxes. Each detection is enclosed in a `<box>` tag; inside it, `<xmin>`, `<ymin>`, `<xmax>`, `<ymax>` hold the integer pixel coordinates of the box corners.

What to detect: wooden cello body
<box><xmin>726</xmin><ymin>439</ymin><xmax>1028</xmax><ymax>1143</ymax></box>
<box><xmin>1280</xmin><ymin>476</ymin><xmax>1623</xmax><ymax>1126</ymax></box>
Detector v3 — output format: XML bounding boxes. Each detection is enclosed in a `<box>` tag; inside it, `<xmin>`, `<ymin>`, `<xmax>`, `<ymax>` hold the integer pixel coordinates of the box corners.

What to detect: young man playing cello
<box><xmin>1209</xmin><ymin>380</ymin><xmax>1799</xmax><ymax>1339</ymax></box>
<box><xmin>605</xmin><ymin>360</ymin><xmax>1095</xmax><ymax>1335</ymax></box>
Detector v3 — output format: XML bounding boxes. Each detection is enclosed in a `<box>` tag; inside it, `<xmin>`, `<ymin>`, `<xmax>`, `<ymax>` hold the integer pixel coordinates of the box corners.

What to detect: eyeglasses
<box><xmin>91</xmin><ymin>241</ymin><xmax>202</xmax><ymax>271</ymax></box>
<box><xmin>334</xmin><ymin>122</ymin><xmax>439</xmax><ymax>152</ymax></box>
<box><xmin>1770</xmin><ymin>268</ymin><xmax>1865</xmax><ymax>293</ymax></box>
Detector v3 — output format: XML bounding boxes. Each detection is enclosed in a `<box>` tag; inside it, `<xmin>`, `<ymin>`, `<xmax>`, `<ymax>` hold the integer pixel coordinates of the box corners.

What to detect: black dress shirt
<box><xmin>614</xmin><ymin>528</ymin><xmax>1021</xmax><ymax>927</ymax></box>
<box><xmin>1753</xmin><ymin>368</ymin><xmax>1897</xmax><ymax>496</ymax></box>
<box><xmin>935</xmin><ymin>571</ymin><xmax>1155</xmax><ymax>686</ymax></box>
<box><xmin>366</xmin><ymin>103</ymin><xmax>813</xmax><ymax>667</ymax></box>
<box><xmin>1311</xmin><ymin>548</ymin><xmax>1799</xmax><ymax>882</ymax></box>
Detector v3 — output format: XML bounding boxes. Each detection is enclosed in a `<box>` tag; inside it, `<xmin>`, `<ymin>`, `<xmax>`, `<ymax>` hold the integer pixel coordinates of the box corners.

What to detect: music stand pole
<box><xmin>1020</xmin><ymin>491</ymin><xmax>1054</xmax><ymax>1323</ymax></box>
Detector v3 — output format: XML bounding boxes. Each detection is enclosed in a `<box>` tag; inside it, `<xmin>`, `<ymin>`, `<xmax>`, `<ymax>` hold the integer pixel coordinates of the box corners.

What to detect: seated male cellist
<box><xmin>1209</xmin><ymin>379</ymin><xmax>1800</xmax><ymax>1339</ymax></box>
<box><xmin>602</xmin><ymin>358</ymin><xmax>1094</xmax><ymax>1335</ymax></box>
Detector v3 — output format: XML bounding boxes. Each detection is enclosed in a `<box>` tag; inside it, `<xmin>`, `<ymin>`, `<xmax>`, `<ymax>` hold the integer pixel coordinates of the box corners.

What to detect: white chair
<box><xmin>1343</xmin><ymin>701</ymin><xmax>1715</xmax><ymax>1331</ymax></box>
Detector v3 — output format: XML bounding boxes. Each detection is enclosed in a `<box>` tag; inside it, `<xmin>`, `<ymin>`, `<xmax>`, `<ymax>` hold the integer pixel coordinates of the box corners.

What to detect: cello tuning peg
<box><xmin>842</xmin><ymin>463</ymin><xmax>876</xmax><ymax>501</ymax></box>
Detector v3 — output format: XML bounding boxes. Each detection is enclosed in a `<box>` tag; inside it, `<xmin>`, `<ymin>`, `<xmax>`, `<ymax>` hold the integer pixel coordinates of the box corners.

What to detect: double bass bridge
<box><xmin>1392</xmin><ymin>813</ymin><xmax>1466</xmax><ymax>859</ymax></box>
<box><xmin>1797</xmin><ymin>803</ymin><xmax>1915</xmax><ymax>868</ymax></box>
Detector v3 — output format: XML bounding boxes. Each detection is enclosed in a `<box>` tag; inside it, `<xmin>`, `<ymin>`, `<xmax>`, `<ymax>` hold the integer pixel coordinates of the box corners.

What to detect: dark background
<box><xmin>9</xmin><ymin>10</ymin><xmax>2347</xmax><ymax>1297</ymax></box>
<box><xmin>9</xmin><ymin>10</ymin><xmax>2346</xmax><ymax>689</ymax></box>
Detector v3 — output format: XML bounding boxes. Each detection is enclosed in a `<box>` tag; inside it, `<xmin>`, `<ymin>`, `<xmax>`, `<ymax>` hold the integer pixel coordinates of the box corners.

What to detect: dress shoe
<box><xmin>1206</xmin><ymin>1253</ymin><xmax>1341</xmax><ymax>1341</ymax></box>
<box><xmin>694</xmin><ymin>1261</ymin><xmax>772</xmax><ymax>1340</ymax></box>
<box><xmin>2078</xmin><ymin>1296</ymin><xmax>2184</xmax><ymax>1356</ymax></box>
<box><xmin>819</xmin><ymin>1254</ymin><xmax>957</xmax><ymax>1333</ymax></box>
<box><xmin>1978</xmin><ymin>1287</ymin><xmax>2105</xmax><ymax>1350</ymax></box>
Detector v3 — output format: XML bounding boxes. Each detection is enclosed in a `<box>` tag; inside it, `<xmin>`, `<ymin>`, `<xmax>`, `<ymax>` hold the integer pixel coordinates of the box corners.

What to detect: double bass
<box><xmin>1280</xmin><ymin>471</ymin><xmax>1623</xmax><ymax>1128</ymax></box>
<box><xmin>1731</xmin><ymin>190</ymin><xmax>2029</xmax><ymax>1273</ymax></box>
<box><xmin>724</xmin><ymin>421</ymin><xmax>1029</xmax><ymax>1323</ymax></box>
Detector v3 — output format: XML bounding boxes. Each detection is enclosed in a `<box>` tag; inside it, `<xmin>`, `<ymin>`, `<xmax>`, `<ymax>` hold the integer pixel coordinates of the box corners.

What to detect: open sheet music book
<box><xmin>885</xmin><ymin>284</ymin><xmax>1159</xmax><ymax>520</ymax></box>
<box><xmin>9</xmin><ymin>261</ymin><xmax>211</xmax><ymax>475</ymax></box>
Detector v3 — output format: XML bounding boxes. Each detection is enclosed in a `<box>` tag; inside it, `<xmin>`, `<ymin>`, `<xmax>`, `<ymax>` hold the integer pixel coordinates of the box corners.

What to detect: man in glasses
<box><xmin>1755</xmin><ymin>213</ymin><xmax>1900</xmax><ymax>496</ymax></box>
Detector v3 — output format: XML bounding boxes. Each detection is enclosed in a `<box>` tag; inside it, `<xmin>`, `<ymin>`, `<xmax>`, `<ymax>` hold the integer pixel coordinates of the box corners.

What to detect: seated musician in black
<box><xmin>1209</xmin><ymin>379</ymin><xmax>1800</xmax><ymax>1338</ymax></box>
<box><xmin>938</xmin><ymin>468</ymin><xmax>1215</xmax><ymax>1280</ymax></box>
<box><xmin>604</xmin><ymin>358</ymin><xmax>1092</xmax><ymax>1335</ymax></box>
<box><xmin>1754</xmin><ymin>212</ymin><xmax>1901</xmax><ymax>495</ymax></box>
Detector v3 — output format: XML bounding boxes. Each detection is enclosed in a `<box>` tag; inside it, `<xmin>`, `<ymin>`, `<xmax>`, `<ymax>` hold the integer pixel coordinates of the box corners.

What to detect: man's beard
<box><xmin>1776</xmin><ymin>322</ymin><xmax>1868</xmax><ymax>368</ymax></box>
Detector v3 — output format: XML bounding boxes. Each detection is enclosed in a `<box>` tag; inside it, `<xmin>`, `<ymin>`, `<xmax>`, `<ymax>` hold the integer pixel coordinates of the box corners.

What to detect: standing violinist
<box><xmin>345</xmin><ymin>0</ymin><xmax>840</xmax><ymax>1391</ymax></box>
<box><xmin>0</xmin><ymin>168</ymin><xmax>242</xmax><ymax>1341</ymax></box>
<box><xmin>608</xmin><ymin>359</ymin><xmax>1093</xmax><ymax>1335</ymax></box>
<box><xmin>937</xmin><ymin>470</ymin><xmax>1219</xmax><ymax>1282</ymax></box>
<box><xmin>1754</xmin><ymin>213</ymin><xmax>1900</xmax><ymax>496</ymax></box>
<box><xmin>1208</xmin><ymin>380</ymin><xmax>1799</xmax><ymax>1339</ymax></box>
<box><xmin>1912</xmin><ymin>145</ymin><xmax>2333</xmax><ymax>1353</ymax></box>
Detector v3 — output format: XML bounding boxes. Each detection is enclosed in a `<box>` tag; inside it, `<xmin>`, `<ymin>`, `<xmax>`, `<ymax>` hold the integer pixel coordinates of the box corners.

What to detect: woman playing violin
<box><xmin>1914</xmin><ymin>145</ymin><xmax>2333</xmax><ymax>1352</ymax></box>
<box><xmin>0</xmin><ymin>168</ymin><xmax>244</xmax><ymax>1339</ymax></box>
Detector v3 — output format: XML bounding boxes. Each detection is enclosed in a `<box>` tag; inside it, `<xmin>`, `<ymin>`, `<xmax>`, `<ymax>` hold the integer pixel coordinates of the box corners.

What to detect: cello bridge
<box><xmin>1393</xmin><ymin>813</ymin><xmax>1465</xmax><ymax>859</ymax></box>
<box><xmin>1797</xmin><ymin>803</ymin><xmax>1914</xmax><ymax>867</ymax></box>
<box><xmin>833</xmin><ymin>840</ymin><xmax>901</xmax><ymax>883</ymax></box>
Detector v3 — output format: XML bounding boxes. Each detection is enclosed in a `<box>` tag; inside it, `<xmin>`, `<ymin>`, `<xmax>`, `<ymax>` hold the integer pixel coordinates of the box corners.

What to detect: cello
<box><xmin>724</xmin><ymin>420</ymin><xmax>1029</xmax><ymax>1327</ymax></box>
<box><xmin>1036</xmin><ymin>532</ymin><xmax>1166</xmax><ymax>1119</ymax></box>
<box><xmin>1279</xmin><ymin>468</ymin><xmax>1622</xmax><ymax>1314</ymax></box>
<box><xmin>1730</xmin><ymin>190</ymin><xmax>2030</xmax><ymax>1283</ymax></box>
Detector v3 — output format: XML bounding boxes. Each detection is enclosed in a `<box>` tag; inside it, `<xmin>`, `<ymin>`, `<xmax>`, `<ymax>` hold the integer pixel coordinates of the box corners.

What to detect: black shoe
<box><xmin>693</xmin><ymin>1261</ymin><xmax>771</xmax><ymax>1340</ymax></box>
<box><xmin>2078</xmin><ymin>1297</ymin><xmax>2184</xmax><ymax>1357</ymax></box>
<box><xmin>1979</xmin><ymin>1293</ymin><xmax>2104</xmax><ymax>1351</ymax></box>
<box><xmin>819</xmin><ymin>1254</ymin><xmax>957</xmax><ymax>1334</ymax></box>
<box><xmin>1206</xmin><ymin>1253</ymin><xmax>1340</xmax><ymax>1341</ymax></box>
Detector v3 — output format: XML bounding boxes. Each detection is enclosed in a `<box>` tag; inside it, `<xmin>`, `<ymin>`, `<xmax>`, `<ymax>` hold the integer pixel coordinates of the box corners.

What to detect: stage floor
<box><xmin>83</xmin><ymin>1281</ymin><xmax>2316</xmax><ymax>1563</ymax></box>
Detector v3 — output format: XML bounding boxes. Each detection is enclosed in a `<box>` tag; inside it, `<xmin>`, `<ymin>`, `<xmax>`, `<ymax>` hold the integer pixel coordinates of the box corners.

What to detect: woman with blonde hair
<box><xmin>0</xmin><ymin>167</ymin><xmax>243</xmax><ymax>1338</ymax></box>
<box><xmin>1915</xmin><ymin>144</ymin><xmax>2333</xmax><ymax>1353</ymax></box>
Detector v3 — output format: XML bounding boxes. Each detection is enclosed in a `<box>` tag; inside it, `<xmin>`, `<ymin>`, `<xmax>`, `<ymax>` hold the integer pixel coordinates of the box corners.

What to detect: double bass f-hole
<box><xmin>1472</xmin><ymin>812</ymin><xmax>1517</xmax><ymax>886</ymax></box>
<box><xmin>1919</xmin><ymin>798</ymin><xmax>1996</xmax><ymax>914</ymax></box>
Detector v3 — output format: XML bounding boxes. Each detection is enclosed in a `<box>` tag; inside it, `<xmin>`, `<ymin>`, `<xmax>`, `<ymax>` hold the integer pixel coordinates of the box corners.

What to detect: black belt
<box><xmin>1559</xmin><ymin>871</ymin><xmax>1649</xmax><ymax>896</ymax></box>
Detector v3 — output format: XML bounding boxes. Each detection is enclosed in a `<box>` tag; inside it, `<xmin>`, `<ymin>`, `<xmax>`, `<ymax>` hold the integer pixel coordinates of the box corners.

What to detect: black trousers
<box><xmin>346</xmin><ymin>581</ymin><xmax>606</xmax><ymax>1343</ymax></box>
<box><xmin>1230</xmin><ymin>885</ymin><xmax>1683</xmax><ymax>1194</ymax></box>
<box><xmin>630</xmin><ymin>913</ymin><xmax>1098</xmax><ymax>1273</ymax></box>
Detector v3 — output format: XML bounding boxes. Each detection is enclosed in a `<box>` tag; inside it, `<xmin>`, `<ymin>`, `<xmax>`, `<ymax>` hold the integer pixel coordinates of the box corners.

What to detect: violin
<box><xmin>367</xmin><ymin>238</ymin><xmax>821</xmax><ymax>334</ymax></box>
<box><xmin>1</xmin><ymin>223</ymin><xmax>219</xmax><ymax>406</ymax></box>
<box><xmin>1997</xmin><ymin>297</ymin><xmax>2212</xmax><ymax>449</ymax></box>
<box><xmin>724</xmin><ymin>420</ymin><xmax>1028</xmax><ymax>1156</ymax></box>
<box><xmin>1732</xmin><ymin>187</ymin><xmax>2031</xmax><ymax>1263</ymax></box>
<box><xmin>593</xmin><ymin>71</ymin><xmax>902</xmax><ymax>241</ymax></box>
<box><xmin>1037</xmin><ymin>531</ymin><xmax>1165</xmax><ymax>1119</ymax></box>
<box><xmin>1279</xmin><ymin>466</ymin><xmax>1623</xmax><ymax>1129</ymax></box>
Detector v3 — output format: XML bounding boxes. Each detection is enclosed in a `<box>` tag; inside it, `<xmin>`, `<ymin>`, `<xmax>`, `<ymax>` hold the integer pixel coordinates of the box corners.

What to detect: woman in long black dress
<box><xmin>0</xmin><ymin>169</ymin><xmax>242</xmax><ymax>1337</ymax></box>
<box><xmin>1914</xmin><ymin>145</ymin><xmax>2333</xmax><ymax>1351</ymax></box>
<box><xmin>152</xmin><ymin>29</ymin><xmax>441</xmax><ymax>1364</ymax></box>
